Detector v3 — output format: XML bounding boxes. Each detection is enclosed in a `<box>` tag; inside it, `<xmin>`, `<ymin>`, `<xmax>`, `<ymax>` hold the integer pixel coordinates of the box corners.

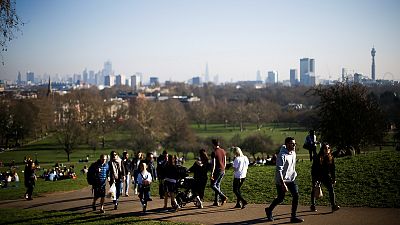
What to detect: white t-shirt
<box><xmin>233</xmin><ymin>156</ymin><xmax>249</xmax><ymax>179</ymax></box>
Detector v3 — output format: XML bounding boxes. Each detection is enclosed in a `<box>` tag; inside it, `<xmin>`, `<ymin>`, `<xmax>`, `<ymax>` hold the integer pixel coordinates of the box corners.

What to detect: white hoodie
<box><xmin>275</xmin><ymin>145</ymin><xmax>297</xmax><ymax>184</ymax></box>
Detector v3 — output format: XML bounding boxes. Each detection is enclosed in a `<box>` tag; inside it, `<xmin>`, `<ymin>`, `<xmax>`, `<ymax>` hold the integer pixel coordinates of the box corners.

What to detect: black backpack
<box><xmin>87</xmin><ymin>162</ymin><xmax>97</xmax><ymax>185</ymax></box>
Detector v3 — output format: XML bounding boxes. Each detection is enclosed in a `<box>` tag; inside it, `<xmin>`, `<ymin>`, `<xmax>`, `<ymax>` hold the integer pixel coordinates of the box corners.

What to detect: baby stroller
<box><xmin>175</xmin><ymin>166</ymin><xmax>203</xmax><ymax>209</ymax></box>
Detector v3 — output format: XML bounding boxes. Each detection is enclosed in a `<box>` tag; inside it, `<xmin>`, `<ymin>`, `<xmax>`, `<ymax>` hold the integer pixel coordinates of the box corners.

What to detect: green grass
<box><xmin>1</xmin><ymin>123</ymin><xmax>399</xmax><ymax>208</ymax></box>
<box><xmin>209</xmin><ymin>150</ymin><xmax>400</xmax><ymax>208</ymax></box>
<box><xmin>0</xmin><ymin>208</ymin><xmax>191</xmax><ymax>225</ymax></box>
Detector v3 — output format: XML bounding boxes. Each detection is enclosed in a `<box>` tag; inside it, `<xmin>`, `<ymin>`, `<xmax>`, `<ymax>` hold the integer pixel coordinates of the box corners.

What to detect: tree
<box><xmin>310</xmin><ymin>83</ymin><xmax>387</xmax><ymax>153</ymax></box>
<box><xmin>241</xmin><ymin>133</ymin><xmax>274</xmax><ymax>161</ymax></box>
<box><xmin>56</xmin><ymin>101</ymin><xmax>83</xmax><ymax>162</ymax></box>
<box><xmin>1</xmin><ymin>0</ymin><xmax>23</xmax><ymax>63</ymax></box>
<box><xmin>127</xmin><ymin>97</ymin><xmax>164</xmax><ymax>152</ymax></box>
<box><xmin>162</xmin><ymin>99</ymin><xmax>196</xmax><ymax>154</ymax></box>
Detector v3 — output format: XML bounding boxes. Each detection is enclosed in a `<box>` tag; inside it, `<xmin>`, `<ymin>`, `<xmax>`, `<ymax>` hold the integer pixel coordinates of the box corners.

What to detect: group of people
<box><xmin>265</xmin><ymin>132</ymin><xmax>340</xmax><ymax>223</ymax></box>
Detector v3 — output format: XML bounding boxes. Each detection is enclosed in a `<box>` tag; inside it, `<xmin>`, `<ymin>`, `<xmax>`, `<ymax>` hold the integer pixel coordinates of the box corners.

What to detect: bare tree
<box><xmin>1</xmin><ymin>0</ymin><xmax>23</xmax><ymax>63</ymax></box>
<box><xmin>56</xmin><ymin>100</ymin><xmax>83</xmax><ymax>162</ymax></box>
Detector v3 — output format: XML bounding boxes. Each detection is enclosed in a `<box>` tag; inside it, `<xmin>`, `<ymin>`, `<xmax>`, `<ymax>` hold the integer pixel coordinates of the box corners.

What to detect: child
<box><xmin>137</xmin><ymin>162</ymin><xmax>152</xmax><ymax>213</ymax></box>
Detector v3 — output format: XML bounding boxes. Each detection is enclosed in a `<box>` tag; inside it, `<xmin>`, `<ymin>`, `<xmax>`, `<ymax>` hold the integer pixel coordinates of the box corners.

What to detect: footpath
<box><xmin>0</xmin><ymin>186</ymin><xmax>399</xmax><ymax>225</ymax></box>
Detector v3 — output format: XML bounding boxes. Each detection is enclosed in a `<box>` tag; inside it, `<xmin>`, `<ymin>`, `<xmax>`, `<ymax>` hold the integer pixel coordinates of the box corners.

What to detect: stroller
<box><xmin>175</xmin><ymin>166</ymin><xmax>203</xmax><ymax>209</ymax></box>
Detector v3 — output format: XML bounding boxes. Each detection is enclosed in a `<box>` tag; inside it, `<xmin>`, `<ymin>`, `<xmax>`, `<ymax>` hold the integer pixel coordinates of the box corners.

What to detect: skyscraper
<box><xmin>371</xmin><ymin>46</ymin><xmax>376</xmax><ymax>81</ymax></box>
<box><xmin>266</xmin><ymin>71</ymin><xmax>278</xmax><ymax>84</ymax></box>
<box><xmin>204</xmin><ymin>63</ymin><xmax>209</xmax><ymax>83</ymax></box>
<box><xmin>256</xmin><ymin>70</ymin><xmax>262</xmax><ymax>82</ymax></box>
<box><xmin>290</xmin><ymin>69</ymin><xmax>298</xmax><ymax>86</ymax></box>
<box><xmin>300</xmin><ymin>58</ymin><xmax>315</xmax><ymax>86</ymax></box>
<box><xmin>130</xmin><ymin>75</ymin><xmax>140</xmax><ymax>90</ymax></box>
<box><xmin>26</xmin><ymin>71</ymin><xmax>35</xmax><ymax>84</ymax></box>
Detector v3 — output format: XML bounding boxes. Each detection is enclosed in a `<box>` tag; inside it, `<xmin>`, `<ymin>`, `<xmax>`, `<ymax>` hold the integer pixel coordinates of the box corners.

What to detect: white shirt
<box><xmin>233</xmin><ymin>156</ymin><xmax>249</xmax><ymax>179</ymax></box>
<box><xmin>275</xmin><ymin>145</ymin><xmax>297</xmax><ymax>184</ymax></box>
<box><xmin>137</xmin><ymin>170</ymin><xmax>152</xmax><ymax>185</ymax></box>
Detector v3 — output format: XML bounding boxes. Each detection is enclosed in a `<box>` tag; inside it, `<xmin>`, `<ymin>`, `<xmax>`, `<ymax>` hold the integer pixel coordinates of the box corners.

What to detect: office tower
<box><xmin>256</xmin><ymin>70</ymin><xmax>262</xmax><ymax>82</ymax></box>
<box><xmin>101</xmin><ymin>61</ymin><xmax>112</xmax><ymax>85</ymax></box>
<box><xmin>26</xmin><ymin>71</ymin><xmax>35</xmax><ymax>84</ymax></box>
<box><xmin>82</xmin><ymin>69</ymin><xmax>88</xmax><ymax>83</ymax></box>
<box><xmin>204</xmin><ymin>63</ymin><xmax>209</xmax><ymax>83</ymax></box>
<box><xmin>192</xmin><ymin>76</ymin><xmax>201</xmax><ymax>85</ymax></box>
<box><xmin>89</xmin><ymin>70</ymin><xmax>95</xmax><ymax>84</ymax></box>
<box><xmin>104</xmin><ymin>75</ymin><xmax>115</xmax><ymax>87</ymax></box>
<box><xmin>130</xmin><ymin>75</ymin><xmax>140</xmax><ymax>90</ymax></box>
<box><xmin>371</xmin><ymin>47</ymin><xmax>376</xmax><ymax>80</ymax></box>
<box><xmin>290</xmin><ymin>69</ymin><xmax>298</xmax><ymax>86</ymax></box>
<box><xmin>266</xmin><ymin>71</ymin><xmax>277</xmax><ymax>84</ymax></box>
<box><xmin>149</xmin><ymin>77</ymin><xmax>159</xmax><ymax>86</ymax></box>
<box><xmin>300</xmin><ymin>58</ymin><xmax>315</xmax><ymax>86</ymax></box>
<box><xmin>17</xmin><ymin>72</ymin><xmax>21</xmax><ymax>84</ymax></box>
<box><xmin>115</xmin><ymin>74</ymin><xmax>124</xmax><ymax>86</ymax></box>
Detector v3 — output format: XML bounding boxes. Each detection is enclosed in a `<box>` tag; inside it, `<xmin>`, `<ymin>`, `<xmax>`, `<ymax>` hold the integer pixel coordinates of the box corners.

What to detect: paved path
<box><xmin>1</xmin><ymin>186</ymin><xmax>399</xmax><ymax>225</ymax></box>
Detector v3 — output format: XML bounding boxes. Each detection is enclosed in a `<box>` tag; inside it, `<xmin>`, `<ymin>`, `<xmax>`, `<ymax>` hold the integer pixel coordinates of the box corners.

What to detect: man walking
<box><xmin>210</xmin><ymin>139</ymin><xmax>228</xmax><ymax>206</ymax></box>
<box><xmin>109</xmin><ymin>151</ymin><xmax>125</xmax><ymax>210</ymax></box>
<box><xmin>91</xmin><ymin>154</ymin><xmax>109</xmax><ymax>213</ymax></box>
<box><xmin>265</xmin><ymin>137</ymin><xmax>304</xmax><ymax>223</ymax></box>
<box><xmin>121</xmin><ymin>151</ymin><xmax>132</xmax><ymax>197</ymax></box>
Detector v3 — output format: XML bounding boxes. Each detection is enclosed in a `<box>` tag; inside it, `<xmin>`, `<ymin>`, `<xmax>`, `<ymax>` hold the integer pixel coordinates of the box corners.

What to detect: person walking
<box><xmin>91</xmin><ymin>154</ymin><xmax>110</xmax><ymax>213</ymax></box>
<box><xmin>24</xmin><ymin>159</ymin><xmax>36</xmax><ymax>200</ymax></box>
<box><xmin>163</xmin><ymin>155</ymin><xmax>180</xmax><ymax>211</ymax></box>
<box><xmin>188</xmin><ymin>149</ymin><xmax>210</xmax><ymax>202</ymax></box>
<box><xmin>137</xmin><ymin>162</ymin><xmax>152</xmax><ymax>213</ymax></box>
<box><xmin>157</xmin><ymin>150</ymin><xmax>168</xmax><ymax>199</ymax></box>
<box><xmin>210</xmin><ymin>138</ymin><xmax>228</xmax><ymax>206</ymax></box>
<box><xmin>265</xmin><ymin>137</ymin><xmax>304</xmax><ymax>223</ymax></box>
<box><xmin>304</xmin><ymin>130</ymin><xmax>319</xmax><ymax>161</ymax></box>
<box><xmin>121</xmin><ymin>151</ymin><xmax>132</xmax><ymax>197</ymax></box>
<box><xmin>132</xmin><ymin>151</ymin><xmax>144</xmax><ymax>195</ymax></box>
<box><xmin>310</xmin><ymin>142</ymin><xmax>340</xmax><ymax>212</ymax></box>
<box><xmin>232</xmin><ymin>147</ymin><xmax>249</xmax><ymax>209</ymax></box>
<box><xmin>108</xmin><ymin>151</ymin><xmax>125</xmax><ymax>210</ymax></box>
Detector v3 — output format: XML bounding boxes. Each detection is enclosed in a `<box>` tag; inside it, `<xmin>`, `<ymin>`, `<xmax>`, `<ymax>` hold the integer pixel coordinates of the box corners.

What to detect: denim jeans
<box><xmin>233</xmin><ymin>178</ymin><xmax>246</xmax><ymax>205</ymax></box>
<box><xmin>113</xmin><ymin>180</ymin><xmax>122</xmax><ymax>205</ymax></box>
<box><xmin>211</xmin><ymin>170</ymin><xmax>226</xmax><ymax>203</ymax></box>
<box><xmin>269</xmin><ymin>181</ymin><xmax>299</xmax><ymax>218</ymax></box>
<box><xmin>123</xmin><ymin>174</ymin><xmax>130</xmax><ymax>195</ymax></box>
<box><xmin>139</xmin><ymin>185</ymin><xmax>150</xmax><ymax>206</ymax></box>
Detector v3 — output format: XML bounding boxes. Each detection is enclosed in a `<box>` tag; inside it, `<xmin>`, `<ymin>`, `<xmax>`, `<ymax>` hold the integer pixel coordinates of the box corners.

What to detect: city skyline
<box><xmin>0</xmin><ymin>0</ymin><xmax>399</xmax><ymax>82</ymax></box>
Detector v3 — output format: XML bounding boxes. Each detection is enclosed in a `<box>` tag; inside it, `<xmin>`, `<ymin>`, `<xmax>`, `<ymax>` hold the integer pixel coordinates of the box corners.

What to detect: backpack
<box><xmin>87</xmin><ymin>162</ymin><xmax>97</xmax><ymax>185</ymax></box>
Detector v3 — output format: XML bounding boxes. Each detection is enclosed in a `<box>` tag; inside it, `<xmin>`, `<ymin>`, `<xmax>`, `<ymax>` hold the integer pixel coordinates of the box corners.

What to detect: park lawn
<box><xmin>209</xmin><ymin>150</ymin><xmax>400</xmax><ymax>208</ymax></box>
<box><xmin>0</xmin><ymin>208</ymin><xmax>192</xmax><ymax>225</ymax></box>
<box><xmin>1</xmin><ymin>123</ymin><xmax>399</xmax><ymax>208</ymax></box>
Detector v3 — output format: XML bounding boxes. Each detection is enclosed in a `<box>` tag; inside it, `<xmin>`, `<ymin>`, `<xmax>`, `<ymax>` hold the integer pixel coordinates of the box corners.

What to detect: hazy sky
<box><xmin>0</xmin><ymin>0</ymin><xmax>399</xmax><ymax>83</ymax></box>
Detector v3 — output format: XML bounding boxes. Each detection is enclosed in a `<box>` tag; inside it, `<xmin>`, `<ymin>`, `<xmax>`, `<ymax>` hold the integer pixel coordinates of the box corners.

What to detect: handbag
<box><xmin>313</xmin><ymin>182</ymin><xmax>323</xmax><ymax>199</ymax></box>
<box><xmin>107</xmin><ymin>183</ymin><xmax>116</xmax><ymax>200</ymax></box>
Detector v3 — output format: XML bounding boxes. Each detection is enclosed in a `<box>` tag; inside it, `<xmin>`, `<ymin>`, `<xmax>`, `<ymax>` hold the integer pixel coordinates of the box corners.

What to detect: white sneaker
<box><xmin>134</xmin><ymin>189</ymin><xmax>138</xmax><ymax>195</ymax></box>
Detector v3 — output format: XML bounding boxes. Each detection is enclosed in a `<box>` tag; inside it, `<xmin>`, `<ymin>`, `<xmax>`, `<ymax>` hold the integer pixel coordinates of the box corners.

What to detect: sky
<box><xmin>0</xmin><ymin>0</ymin><xmax>399</xmax><ymax>83</ymax></box>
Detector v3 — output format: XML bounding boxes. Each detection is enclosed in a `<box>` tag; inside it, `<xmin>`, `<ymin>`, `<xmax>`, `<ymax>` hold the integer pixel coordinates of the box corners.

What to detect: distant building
<box><xmin>290</xmin><ymin>69</ymin><xmax>298</xmax><ymax>86</ymax></box>
<box><xmin>192</xmin><ymin>76</ymin><xmax>201</xmax><ymax>85</ymax></box>
<box><xmin>371</xmin><ymin>46</ymin><xmax>376</xmax><ymax>81</ymax></box>
<box><xmin>256</xmin><ymin>70</ymin><xmax>262</xmax><ymax>82</ymax></box>
<box><xmin>82</xmin><ymin>69</ymin><xmax>88</xmax><ymax>83</ymax></box>
<box><xmin>26</xmin><ymin>71</ymin><xmax>35</xmax><ymax>84</ymax></box>
<box><xmin>104</xmin><ymin>75</ymin><xmax>115</xmax><ymax>87</ymax></box>
<box><xmin>266</xmin><ymin>71</ymin><xmax>278</xmax><ymax>84</ymax></box>
<box><xmin>115</xmin><ymin>74</ymin><xmax>125</xmax><ymax>86</ymax></box>
<box><xmin>300</xmin><ymin>58</ymin><xmax>315</xmax><ymax>86</ymax></box>
<box><xmin>149</xmin><ymin>77</ymin><xmax>159</xmax><ymax>86</ymax></box>
<box><xmin>130</xmin><ymin>75</ymin><xmax>141</xmax><ymax>90</ymax></box>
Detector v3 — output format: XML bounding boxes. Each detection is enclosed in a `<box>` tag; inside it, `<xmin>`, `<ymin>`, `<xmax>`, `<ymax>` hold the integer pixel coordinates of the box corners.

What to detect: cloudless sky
<box><xmin>0</xmin><ymin>0</ymin><xmax>399</xmax><ymax>82</ymax></box>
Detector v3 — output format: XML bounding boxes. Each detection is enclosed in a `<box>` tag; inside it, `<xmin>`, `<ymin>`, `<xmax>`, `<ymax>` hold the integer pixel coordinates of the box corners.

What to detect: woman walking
<box><xmin>163</xmin><ymin>155</ymin><xmax>179</xmax><ymax>211</ymax></box>
<box><xmin>137</xmin><ymin>162</ymin><xmax>152</xmax><ymax>213</ymax></box>
<box><xmin>232</xmin><ymin>147</ymin><xmax>249</xmax><ymax>209</ymax></box>
<box><xmin>310</xmin><ymin>143</ymin><xmax>340</xmax><ymax>212</ymax></box>
<box><xmin>24</xmin><ymin>159</ymin><xmax>36</xmax><ymax>200</ymax></box>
